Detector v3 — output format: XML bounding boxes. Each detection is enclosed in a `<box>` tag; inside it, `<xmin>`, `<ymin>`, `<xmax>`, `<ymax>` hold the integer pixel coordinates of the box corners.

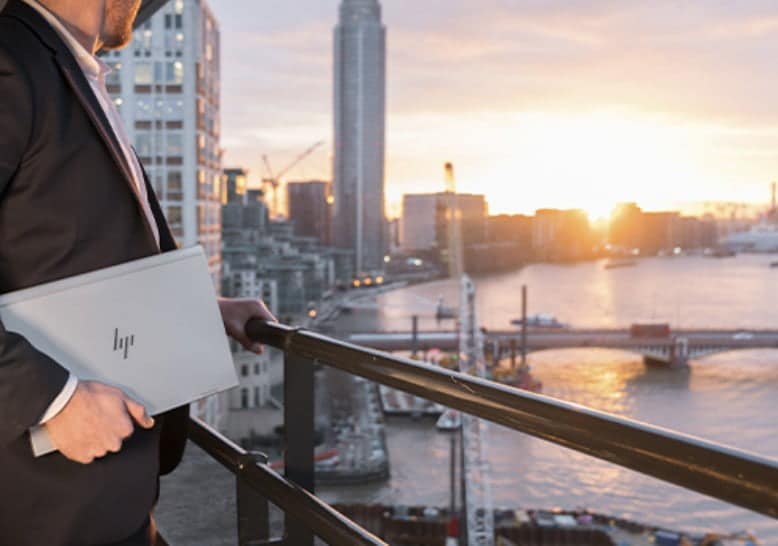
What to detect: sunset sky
<box><xmin>209</xmin><ymin>0</ymin><xmax>778</xmax><ymax>219</ymax></box>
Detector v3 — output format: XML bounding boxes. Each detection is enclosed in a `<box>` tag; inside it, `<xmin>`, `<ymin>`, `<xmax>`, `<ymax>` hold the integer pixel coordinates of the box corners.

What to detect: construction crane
<box><xmin>261</xmin><ymin>140</ymin><xmax>324</xmax><ymax>218</ymax></box>
<box><xmin>444</xmin><ymin>162</ymin><xmax>464</xmax><ymax>279</ymax></box>
<box><xmin>458</xmin><ymin>276</ymin><xmax>495</xmax><ymax>546</ymax></box>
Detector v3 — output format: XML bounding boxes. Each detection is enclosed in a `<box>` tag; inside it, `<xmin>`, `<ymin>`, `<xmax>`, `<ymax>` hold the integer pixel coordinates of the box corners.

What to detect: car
<box><xmin>732</xmin><ymin>331</ymin><xmax>754</xmax><ymax>340</ymax></box>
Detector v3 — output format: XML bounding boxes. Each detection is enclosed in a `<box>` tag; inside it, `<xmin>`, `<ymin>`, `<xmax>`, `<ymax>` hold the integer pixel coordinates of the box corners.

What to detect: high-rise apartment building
<box><xmin>333</xmin><ymin>0</ymin><xmax>387</xmax><ymax>274</ymax></box>
<box><xmin>103</xmin><ymin>0</ymin><xmax>223</xmax><ymax>426</ymax></box>
<box><xmin>103</xmin><ymin>0</ymin><xmax>222</xmax><ymax>289</ymax></box>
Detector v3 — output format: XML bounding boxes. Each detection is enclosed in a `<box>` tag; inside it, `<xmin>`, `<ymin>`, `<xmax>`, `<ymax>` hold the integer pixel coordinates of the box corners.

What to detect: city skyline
<box><xmin>209</xmin><ymin>0</ymin><xmax>778</xmax><ymax>219</ymax></box>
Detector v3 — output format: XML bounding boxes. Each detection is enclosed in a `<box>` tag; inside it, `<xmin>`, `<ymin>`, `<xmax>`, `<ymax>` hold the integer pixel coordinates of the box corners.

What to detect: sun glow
<box><xmin>481</xmin><ymin>111</ymin><xmax>703</xmax><ymax>218</ymax></box>
<box><xmin>387</xmin><ymin>110</ymin><xmax>717</xmax><ymax>219</ymax></box>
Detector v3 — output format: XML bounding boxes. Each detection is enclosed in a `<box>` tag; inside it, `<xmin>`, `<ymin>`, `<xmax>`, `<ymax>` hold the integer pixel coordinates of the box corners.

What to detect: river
<box><xmin>319</xmin><ymin>254</ymin><xmax>778</xmax><ymax>542</ymax></box>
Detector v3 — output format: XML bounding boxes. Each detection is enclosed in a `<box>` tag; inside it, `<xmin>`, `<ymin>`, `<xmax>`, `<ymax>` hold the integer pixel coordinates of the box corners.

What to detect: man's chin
<box><xmin>100</xmin><ymin>31</ymin><xmax>133</xmax><ymax>51</ymax></box>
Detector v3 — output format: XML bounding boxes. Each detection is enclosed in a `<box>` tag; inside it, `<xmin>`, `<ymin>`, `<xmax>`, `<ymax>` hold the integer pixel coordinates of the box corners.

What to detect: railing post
<box><xmin>236</xmin><ymin>452</ymin><xmax>270</xmax><ymax>546</ymax></box>
<box><xmin>284</xmin><ymin>353</ymin><xmax>315</xmax><ymax>546</ymax></box>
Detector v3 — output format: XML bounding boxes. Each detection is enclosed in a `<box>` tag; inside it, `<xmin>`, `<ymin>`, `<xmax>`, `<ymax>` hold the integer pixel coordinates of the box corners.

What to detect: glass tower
<box><xmin>333</xmin><ymin>0</ymin><xmax>387</xmax><ymax>274</ymax></box>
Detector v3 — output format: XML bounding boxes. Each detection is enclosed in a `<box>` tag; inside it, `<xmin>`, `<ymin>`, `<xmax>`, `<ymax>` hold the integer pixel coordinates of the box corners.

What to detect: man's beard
<box><xmin>101</xmin><ymin>0</ymin><xmax>142</xmax><ymax>50</ymax></box>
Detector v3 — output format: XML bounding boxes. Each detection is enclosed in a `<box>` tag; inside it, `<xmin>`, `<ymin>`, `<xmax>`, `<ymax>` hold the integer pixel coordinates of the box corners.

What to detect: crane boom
<box><xmin>276</xmin><ymin>141</ymin><xmax>324</xmax><ymax>180</ymax></box>
<box><xmin>445</xmin><ymin>162</ymin><xmax>464</xmax><ymax>279</ymax></box>
<box><xmin>261</xmin><ymin>141</ymin><xmax>325</xmax><ymax>218</ymax></box>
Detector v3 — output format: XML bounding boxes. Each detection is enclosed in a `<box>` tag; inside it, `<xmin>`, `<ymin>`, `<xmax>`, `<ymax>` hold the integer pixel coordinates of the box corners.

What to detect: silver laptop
<box><xmin>0</xmin><ymin>246</ymin><xmax>238</xmax><ymax>427</ymax></box>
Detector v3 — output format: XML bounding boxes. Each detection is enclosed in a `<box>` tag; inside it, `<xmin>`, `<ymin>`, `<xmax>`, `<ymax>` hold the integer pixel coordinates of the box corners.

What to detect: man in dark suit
<box><xmin>0</xmin><ymin>0</ymin><xmax>274</xmax><ymax>544</ymax></box>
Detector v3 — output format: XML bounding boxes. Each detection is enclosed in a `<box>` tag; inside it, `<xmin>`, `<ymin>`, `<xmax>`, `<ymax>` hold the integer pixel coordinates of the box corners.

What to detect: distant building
<box><xmin>532</xmin><ymin>209</ymin><xmax>593</xmax><ymax>261</ymax></box>
<box><xmin>287</xmin><ymin>180</ymin><xmax>332</xmax><ymax>245</ymax></box>
<box><xmin>104</xmin><ymin>0</ymin><xmax>222</xmax><ymax>289</ymax></box>
<box><xmin>401</xmin><ymin>192</ymin><xmax>487</xmax><ymax>273</ymax></box>
<box><xmin>610</xmin><ymin>203</ymin><xmax>717</xmax><ymax>255</ymax></box>
<box><xmin>222</xmin><ymin>183</ymin><xmax>269</xmax><ymax>233</ymax></box>
<box><xmin>401</xmin><ymin>194</ymin><xmax>438</xmax><ymax>252</ymax></box>
<box><xmin>401</xmin><ymin>193</ymin><xmax>487</xmax><ymax>252</ymax></box>
<box><xmin>333</xmin><ymin>0</ymin><xmax>387</xmax><ymax>273</ymax></box>
<box><xmin>487</xmin><ymin>214</ymin><xmax>533</xmax><ymax>245</ymax></box>
<box><xmin>222</xmin><ymin>179</ymin><xmax>339</xmax><ymax>318</ymax></box>
<box><xmin>641</xmin><ymin>211</ymin><xmax>681</xmax><ymax>255</ymax></box>
<box><xmin>221</xmin><ymin>267</ymin><xmax>278</xmax><ymax>411</ymax></box>
<box><xmin>223</xmin><ymin>168</ymin><xmax>248</xmax><ymax>205</ymax></box>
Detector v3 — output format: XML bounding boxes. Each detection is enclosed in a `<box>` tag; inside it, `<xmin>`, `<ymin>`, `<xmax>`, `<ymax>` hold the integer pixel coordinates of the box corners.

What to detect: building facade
<box><xmin>104</xmin><ymin>0</ymin><xmax>223</xmax><ymax>426</ymax></box>
<box><xmin>532</xmin><ymin>209</ymin><xmax>593</xmax><ymax>262</ymax></box>
<box><xmin>104</xmin><ymin>0</ymin><xmax>222</xmax><ymax>289</ymax></box>
<box><xmin>287</xmin><ymin>180</ymin><xmax>332</xmax><ymax>245</ymax></box>
<box><xmin>333</xmin><ymin>0</ymin><xmax>387</xmax><ymax>274</ymax></box>
<box><xmin>223</xmin><ymin>168</ymin><xmax>248</xmax><ymax>205</ymax></box>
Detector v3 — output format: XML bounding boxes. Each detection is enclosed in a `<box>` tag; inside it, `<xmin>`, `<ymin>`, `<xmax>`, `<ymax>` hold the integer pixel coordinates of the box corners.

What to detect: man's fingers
<box><xmin>125</xmin><ymin>398</ymin><xmax>155</xmax><ymax>429</ymax></box>
<box><xmin>258</xmin><ymin>303</ymin><xmax>277</xmax><ymax>323</ymax></box>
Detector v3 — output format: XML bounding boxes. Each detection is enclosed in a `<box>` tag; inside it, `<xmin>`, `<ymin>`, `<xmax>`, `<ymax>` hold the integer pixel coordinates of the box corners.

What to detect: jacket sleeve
<box><xmin>0</xmin><ymin>39</ymin><xmax>71</xmax><ymax>446</ymax></box>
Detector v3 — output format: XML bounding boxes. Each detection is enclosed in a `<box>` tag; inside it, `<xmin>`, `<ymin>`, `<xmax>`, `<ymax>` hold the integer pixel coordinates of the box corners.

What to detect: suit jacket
<box><xmin>0</xmin><ymin>1</ymin><xmax>188</xmax><ymax>544</ymax></box>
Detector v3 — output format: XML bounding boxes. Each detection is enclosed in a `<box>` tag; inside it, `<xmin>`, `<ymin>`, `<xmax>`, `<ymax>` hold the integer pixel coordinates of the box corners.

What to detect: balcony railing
<box><xmin>166</xmin><ymin>320</ymin><xmax>777</xmax><ymax>545</ymax></box>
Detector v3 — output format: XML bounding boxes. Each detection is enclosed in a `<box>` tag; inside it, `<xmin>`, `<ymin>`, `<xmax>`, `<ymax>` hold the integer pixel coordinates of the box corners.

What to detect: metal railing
<box><xmin>178</xmin><ymin>320</ymin><xmax>777</xmax><ymax>545</ymax></box>
<box><xmin>186</xmin><ymin>418</ymin><xmax>385</xmax><ymax>545</ymax></box>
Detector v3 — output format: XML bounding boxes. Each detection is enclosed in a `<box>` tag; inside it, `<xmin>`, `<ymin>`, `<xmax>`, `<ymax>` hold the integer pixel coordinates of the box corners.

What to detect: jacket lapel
<box><xmin>136</xmin><ymin>151</ymin><xmax>179</xmax><ymax>253</ymax></box>
<box><xmin>3</xmin><ymin>0</ymin><xmax>160</xmax><ymax>251</ymax></box>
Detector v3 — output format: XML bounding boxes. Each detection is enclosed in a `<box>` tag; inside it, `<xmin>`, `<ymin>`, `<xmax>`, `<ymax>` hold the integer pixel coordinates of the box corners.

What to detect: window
<box><xmin>154</xmin><ymin>61</ymin><xmax>164</xmax><ymax>83</ymax></box>
<box><xmin>254</xmin><ymin>364</ymin><xmax>260</xmax><ymax>375</ymax></box>
<box><xmin>167</xmin><ymin>170</ymin><xmax>182</xmax><ymax>191</ymax></box>
<box><xmin>134</xmin><ymin>63</ymin><xmax>152</xmax><ymax>85</ymax></box>
<box><xmin>134</xmin><ymin>132</ymin><xmax>152</xmax><ymax>157</ymax></box>
<box><xmin>254</xmin><ymin>387</ymin><xmax>260</xmax><ymax>406</ymax></box>
<box><xmin>166</xmin><ymin>205</ymin><xmax>182</xmax><ymax>225</ymax></box>
<box><xmin>135</xmin><ymin>97</ymin><xmax>152</xmax><ymax>120</ymax></box>
<box><xmin>167</xmin><ymin>61</ymin><xmax>184</xmax><ymax>84</ymax></box>
<box><xmin>241</xmin><ymin>365</ymin><xmax>248</xmax><ymax>377</ymax></box>
<box><xmin>240</xmin><ymin>388</ymin><xmax>248</xmax><ymax>409</ymax></box>
<box><xmin>141</xmin><ymin>29</ymin><xmax>152</xmax><ymax>50</ymax></box>
<box><xmin>162</xmin><ymin>97</ymin><xmax>184</xmax><ymax>119</ymax></box>
<box><xmin>166</xmin><ymin>133</ymin><xmax>183</xmax><ymax>156</ymax></box>
<box><xmin>106</xmin><ymin>63</ymin><xmax>122</xmax><ymax>86</ymax></box>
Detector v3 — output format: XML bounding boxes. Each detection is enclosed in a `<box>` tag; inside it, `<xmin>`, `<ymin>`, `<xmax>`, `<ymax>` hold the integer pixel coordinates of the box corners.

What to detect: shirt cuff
<box><xmin>39</xmin><ymin>373</ymin><xmax>78</xmax><ymax>424</ymax></box>
<box><xmin>30</xmin><ymin>425</ymin><xmax>57</xmax><ymax>457</ymax></box>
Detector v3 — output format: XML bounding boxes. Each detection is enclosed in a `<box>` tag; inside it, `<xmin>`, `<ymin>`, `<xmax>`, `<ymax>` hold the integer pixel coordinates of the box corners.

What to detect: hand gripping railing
<box><xmin>246</xmin><ymin>319</ymin><xmax>778</xmax><ymax>524</ymax></box>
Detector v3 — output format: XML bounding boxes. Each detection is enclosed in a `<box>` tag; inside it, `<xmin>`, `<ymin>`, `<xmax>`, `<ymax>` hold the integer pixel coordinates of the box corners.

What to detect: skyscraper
<box><xmin>104</xmin><ymin>0</ymin><xmax>222</xmax><ymax>290</ymax></box>
<box><xmin>333</xmin><ymin>0</ymin><xmax>387</xmax><ymax>274</ymax></box>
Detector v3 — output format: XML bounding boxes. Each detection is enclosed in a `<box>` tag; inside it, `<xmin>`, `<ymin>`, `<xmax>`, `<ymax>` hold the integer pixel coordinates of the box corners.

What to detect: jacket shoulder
<box><xmin>0</xmin><ymin>13</ymin><xmax>54</xmax><ymax>71</ymax></box>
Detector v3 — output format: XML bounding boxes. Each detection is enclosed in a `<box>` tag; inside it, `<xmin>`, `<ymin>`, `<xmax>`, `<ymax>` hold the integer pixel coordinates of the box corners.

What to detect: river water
<box><xmin>319</xmin><ymin>255</ymin><xmax>778</xmax><ymax>542</ymax></box>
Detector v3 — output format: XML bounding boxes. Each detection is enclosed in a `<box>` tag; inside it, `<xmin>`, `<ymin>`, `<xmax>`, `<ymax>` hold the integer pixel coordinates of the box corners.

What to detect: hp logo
<box><xmin>113</xmin><ymin>328</ymin><xmax>135</xmax><ymax>360</ymax></box>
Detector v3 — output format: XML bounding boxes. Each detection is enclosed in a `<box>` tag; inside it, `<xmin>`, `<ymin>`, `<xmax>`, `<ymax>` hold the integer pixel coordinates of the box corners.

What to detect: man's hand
<box><xmin>45</xmin><ymin>381</ymin><xmax>155</xmax><ymax>464</ymax></box>
<box><xmin>218</xmin><ymin>297</ymin><xmax>276</xmax><ymax>354</ymax></box>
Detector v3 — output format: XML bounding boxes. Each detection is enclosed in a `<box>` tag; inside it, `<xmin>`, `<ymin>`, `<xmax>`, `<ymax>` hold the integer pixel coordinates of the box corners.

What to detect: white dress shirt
<box><xmin>21</xmin><ymin>0</ymin><xmax>160</xmax><ymax>453</ymax></box>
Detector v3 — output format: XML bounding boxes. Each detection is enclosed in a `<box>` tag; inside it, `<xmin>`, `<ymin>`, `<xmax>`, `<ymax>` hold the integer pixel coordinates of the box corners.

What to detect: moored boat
<box><xmin>510</xmin><ymin>313</ymin><xmax>568</xmax><ymax>329</ymax></box>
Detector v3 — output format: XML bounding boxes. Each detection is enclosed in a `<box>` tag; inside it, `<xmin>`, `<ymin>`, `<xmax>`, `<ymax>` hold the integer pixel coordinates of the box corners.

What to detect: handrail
<box><xmin>247</xmin><ymin>320</ymin><xmax>778</xmax><ymax>520</ymax></box>
<box><xmin>188</xmin><ymin>417</ymin><xmax>387</xmax><ymax>545</ymax></box>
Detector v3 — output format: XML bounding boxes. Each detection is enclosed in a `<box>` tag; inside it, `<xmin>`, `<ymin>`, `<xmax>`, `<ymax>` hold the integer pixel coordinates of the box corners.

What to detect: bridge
<box><xmin>345</xmin><ymin>329</ymin><xmax>778</xmax><ymax>368</ymax></box>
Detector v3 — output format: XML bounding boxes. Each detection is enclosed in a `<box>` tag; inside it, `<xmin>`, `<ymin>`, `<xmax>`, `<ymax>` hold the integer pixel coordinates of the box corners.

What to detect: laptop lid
<box><xmin>0</xmin><ymin>246</ymin><xmax>238</xmax><ymax>420</ymax></box>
